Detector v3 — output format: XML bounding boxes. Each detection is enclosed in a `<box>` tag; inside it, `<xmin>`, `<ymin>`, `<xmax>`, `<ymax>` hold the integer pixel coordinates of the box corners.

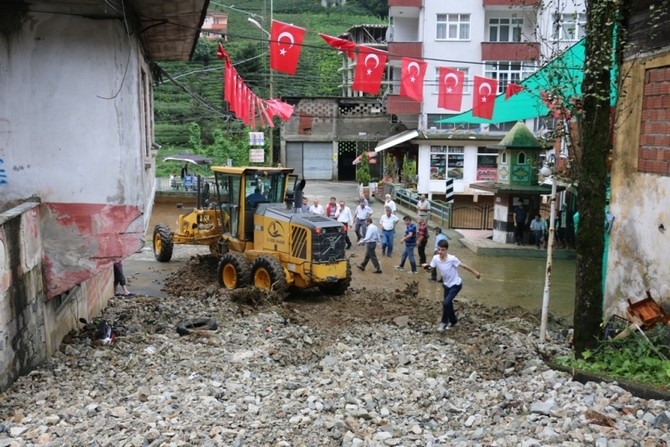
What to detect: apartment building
<box><xmin>202</xmin><ymin>12</ymin><xmax>228</xmax><ymax>41</ymax></box>
<box><xmin>386</xmin><ymin>0</ymin><xmax>586</xmax><ymax>197</ymax></box>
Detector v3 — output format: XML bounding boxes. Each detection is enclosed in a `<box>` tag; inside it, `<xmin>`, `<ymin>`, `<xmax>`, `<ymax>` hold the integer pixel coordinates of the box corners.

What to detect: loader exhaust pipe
<box><xmin>293</xmin><ymin>178</ymin><xmax>306</xmax><ymax>213</ymax></box>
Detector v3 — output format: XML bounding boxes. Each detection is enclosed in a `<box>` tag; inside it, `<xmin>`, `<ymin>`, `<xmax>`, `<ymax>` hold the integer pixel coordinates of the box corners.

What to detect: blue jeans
<box><xmin>441</xmin><ymin>283</ymin><xmax>463</xmax><ymax>325</ymax></box>
<box><xmin>399</xmin><ymin>244</ymin><xmax>416</xmax><ymax>272</ymax></box>
<box><xmin>381</xmin><ymin>229</ymin><xmax>394</xmax><ymax>256</ymax></box>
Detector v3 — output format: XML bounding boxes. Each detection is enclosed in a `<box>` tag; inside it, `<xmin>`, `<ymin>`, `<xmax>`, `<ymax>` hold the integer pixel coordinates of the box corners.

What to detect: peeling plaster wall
<box><xmin>0</xmin><ymin>10</ymin><xmax>156</xmax><ymax>297</ymax></box>
<box><xmin>606</xmin><ymin>52</ymin><xmax>670</xmax><ymax>316</ymax></box>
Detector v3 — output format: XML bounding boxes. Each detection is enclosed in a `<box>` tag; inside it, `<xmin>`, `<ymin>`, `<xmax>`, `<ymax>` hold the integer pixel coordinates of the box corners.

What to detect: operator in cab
<box><xmin>246</xmin><ymin>187</ymin><xmax>267</xmax><ymax>208</ymax></box>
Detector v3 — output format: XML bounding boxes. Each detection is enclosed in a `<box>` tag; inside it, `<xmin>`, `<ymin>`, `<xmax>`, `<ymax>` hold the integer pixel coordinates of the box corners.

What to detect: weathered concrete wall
<box><xmin>0</xmin><ymin>10</ymin><xmax>156</xmax><ymax>298</ymax></box>
<box><xmin>0</xmin><ymin>201</ymin><xmax>113</xmax><ymax>391</ymax></box>
<box><xmin>607</xmin><ymin>52</ymin><xmax>670</xmax><ymax>316</ymax></box>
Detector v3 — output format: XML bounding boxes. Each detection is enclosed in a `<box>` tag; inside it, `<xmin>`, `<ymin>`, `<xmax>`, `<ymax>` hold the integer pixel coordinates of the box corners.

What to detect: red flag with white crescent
<box><xmin>437</xmin><ymin>67</ymin><xmax>465</xmax><ymax>111</ymax></box>
<box><xmin>472</xmin><ymin>75</ymin><xmax>498</xmax><ymax>119</ymax></box>
<box><xmin>269</xmin><ymin>20</ymin><xmax>306</xmax><ymax>75</ymax></box>
<box><xmin>352</xmin><ymin>46</ymin><xmax>388</xmax><ymax>95</ymax></box>
<box><xmin>318</xmin><ymin>33</ymin><xmax>356</xmax><ymax>59</ymax></box>
<box><xmin>400</xmin><ymin>57</ymin><xmax>427</xmax><ymax>102</ymax></box>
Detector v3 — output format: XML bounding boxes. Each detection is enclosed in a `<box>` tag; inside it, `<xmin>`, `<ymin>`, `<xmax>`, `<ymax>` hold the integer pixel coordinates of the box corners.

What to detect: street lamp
<box><xmin>247</xmin><ymin>16</ymin><xmax>274</xmax><ymax>162</ymax></box>
<box><xmin>539</xmin><ymin>158</ymin><xmax>557</xmax><ymax>341</ymax></box>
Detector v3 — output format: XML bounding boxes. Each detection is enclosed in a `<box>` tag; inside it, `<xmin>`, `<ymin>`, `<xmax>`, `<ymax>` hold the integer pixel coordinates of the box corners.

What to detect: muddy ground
<box><xmin>134</xmin><ymin>252</ymin><xmax>573</xmax><ymax>381</ymax></box>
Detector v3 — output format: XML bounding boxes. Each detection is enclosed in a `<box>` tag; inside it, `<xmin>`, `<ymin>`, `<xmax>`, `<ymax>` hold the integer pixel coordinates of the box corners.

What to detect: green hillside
<box><xmin>153</xmin><ymin>0</ymin><xmax>386</xmax><ymax>174</ymax></box>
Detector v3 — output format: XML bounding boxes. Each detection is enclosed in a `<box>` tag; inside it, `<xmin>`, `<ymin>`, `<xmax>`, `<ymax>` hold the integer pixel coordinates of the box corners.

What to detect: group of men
<box><xmin>301</xmin><ymin>190</ymin><xmax>479</xmax><ymax>332</ymax></box>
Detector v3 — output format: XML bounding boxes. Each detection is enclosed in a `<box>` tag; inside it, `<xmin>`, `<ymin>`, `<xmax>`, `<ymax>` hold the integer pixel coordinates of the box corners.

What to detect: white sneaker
<box><xmin>437</xmin><ymin>323</ymin><xmax>447</xmax><ymax>332</ymax></box>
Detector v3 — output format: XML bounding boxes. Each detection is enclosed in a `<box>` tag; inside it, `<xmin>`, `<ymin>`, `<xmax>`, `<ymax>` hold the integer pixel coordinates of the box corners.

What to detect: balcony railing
<box><xmin>483</xmin><ymin>0</ymin><xmax>539</xmax><ymax>6</ymax></box>
<box><xmin>388</xmin><ymin>0</ymin><xmax>422</xmax><ymax>7</ymax></box>
<box><xmin>481</xmin><ymin>42</ymin><xmax>540</xmax><ymax>61</ymax></box>
<box><xmin>386</xmin><ymin>95</ymin><xmax>421</xmax><ymax>115</ymax></box>
<box><xmin>388</xmin><ymin>42</ymin><xmax>423</xmax><ymax>61</ymax></box>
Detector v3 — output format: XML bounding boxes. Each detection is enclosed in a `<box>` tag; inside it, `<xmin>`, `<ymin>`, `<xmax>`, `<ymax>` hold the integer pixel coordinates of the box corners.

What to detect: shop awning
<box><xmin>374</xmin><ymin>129</ymin><xmax>419</xmax><ymax>153</ymax></box>
<box><xmin>437</xmin><ymin>39</ymin><xmax>587</xmax><ymax>124</ymax></box>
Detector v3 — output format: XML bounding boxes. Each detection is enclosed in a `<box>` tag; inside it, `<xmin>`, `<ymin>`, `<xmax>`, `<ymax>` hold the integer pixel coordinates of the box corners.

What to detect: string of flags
<box><xmin>218</xmin><ymin>19</ymin><xmax>526</xmax><ymax>126</ymax></box>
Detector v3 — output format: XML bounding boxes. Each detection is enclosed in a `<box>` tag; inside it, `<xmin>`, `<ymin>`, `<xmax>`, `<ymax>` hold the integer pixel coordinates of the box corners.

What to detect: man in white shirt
<box><xmin>379</xmin><ymin>205</ymin><xmax>400</xmax><ymax>257</ymax></box>
<box><xmin>384</xmin><ymin>194</ymin><xmax>397</xmax><ymax>214</ymax></box>
<box><xmin>354</xmin><ymin>200</ymin><xmax>373</xmax><ymax>240</ymax></box>
<box><xmin>309</xmin><ymin>198</ymin><xmax>325</xmax><ymax>215</ymax></box>
<box><xmin>384</xmin><ymin>194</ymin><xmax>398</xmax><ymax>214</ymax></box>
<box><xmin>356</xmin><ymin>217</ymin><xmax>382</xmax><ymax>273</ymax></box>
<box><xmin>417</xmin><ymin>194</ymin><xmax>431</xmax><ymax>220</ymax></box>
<box><xmin>335</xmin><ymin>200</ymin><xmax>353</xmax><ymax>249</ymax></box>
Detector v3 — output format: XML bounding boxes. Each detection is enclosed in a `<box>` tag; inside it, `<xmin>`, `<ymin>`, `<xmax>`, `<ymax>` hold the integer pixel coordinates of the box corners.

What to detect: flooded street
<box><xmin>146</xmin><ymin>184</ymin><xmax>576</xmax><ymax>321</ymax></box>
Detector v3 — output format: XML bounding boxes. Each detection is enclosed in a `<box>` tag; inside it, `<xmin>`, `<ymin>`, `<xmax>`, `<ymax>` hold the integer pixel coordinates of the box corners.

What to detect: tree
<box><xmin>356</xmin><ymin>152</ymin><xmax>371</xmax><ymax>185</ymax></box>
<box><xmin>572</xmin><ymin>0</ymin><xmax>623</xmax><ymax>356</ymax></box>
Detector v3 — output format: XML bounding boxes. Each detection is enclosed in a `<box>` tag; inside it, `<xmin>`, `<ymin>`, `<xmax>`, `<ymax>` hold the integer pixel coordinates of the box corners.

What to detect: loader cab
<box><xmin>211</xmin><ymin>166</ymin><xmax>294</xmax><ymax>243</ymax></box>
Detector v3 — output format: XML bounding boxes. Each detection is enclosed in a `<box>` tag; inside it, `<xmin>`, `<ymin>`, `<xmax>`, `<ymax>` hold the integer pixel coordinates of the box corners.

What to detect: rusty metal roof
<box><xmin>4</xmin><ymin>0</ymin><xmax>209</xmax><ymax>61</ymax></box>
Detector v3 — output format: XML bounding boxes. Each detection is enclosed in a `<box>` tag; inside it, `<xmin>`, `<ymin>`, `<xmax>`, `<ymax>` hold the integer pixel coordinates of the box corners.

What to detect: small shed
<box><xmin>470</xmin><ymin>122</ymin><xmax>554</xmax><ymax>244</ymax></box>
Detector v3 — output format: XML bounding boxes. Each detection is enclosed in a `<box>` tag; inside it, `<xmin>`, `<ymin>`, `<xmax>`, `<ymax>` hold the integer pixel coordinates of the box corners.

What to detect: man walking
<box><xmin>513</xmin><ymin>203</ymin><xmax>528</xmax><ymax>245</ymax></box>
<box><xmin>379</xmin><ymin>206</ymin><xmax>400</xmax><ymax>257</ymax></box>
<box><xmin>430</xmin><ymin>227</ymin><xmax>449</xmax><ymax>281</ymax></box>
<box><xmin>417</xmin><ymin>194</ymin><xmax>430</xmax><ymax>221</ymax></box>
<box><xmin>335</xmin><ymin>200</ymin><xmax>353</xmax><ymax>250</ymax></box>
<box><xmin>396</xmin><ymin>215</ymin><xmax>418</xmax><ymax>274</ymax></box>
<box><xmin>384</xmin><ymin>194</ymin><xmax>397</xmax><ymax>214</ymax></box>
<box><xmin>354</xmin><ymin>199</ymin><xmax>373</xmax><ymax>240</ymax></box>
<box><xmin>416</xmin><ymin>217</ymin><xmax>429</xmax><ymax>264</ymax></box>
<box><xmin>357</xmin><ymin>217</ymin><xmax>382</xmax><ymax>273</ymax></box>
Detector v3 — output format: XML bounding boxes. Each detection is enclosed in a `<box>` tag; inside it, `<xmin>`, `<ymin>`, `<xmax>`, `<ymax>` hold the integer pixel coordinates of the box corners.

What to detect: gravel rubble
<box><xmin>0</xmin><ymin>255</ymin><xmax>668</xmax><ymax>447</ymax></box>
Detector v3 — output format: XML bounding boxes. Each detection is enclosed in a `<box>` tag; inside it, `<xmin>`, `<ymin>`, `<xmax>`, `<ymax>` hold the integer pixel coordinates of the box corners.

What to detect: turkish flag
<box><xmin>472</xmin><ymin>75</ymin><xmax>498</xmax><ymax>119</ymax></box>
<box><xmin>266</xmin><ymin>99</ymin><xmax>294</xmax><ymax>121</ymax></box>
<box><xmin>319</xmin><ymin>33</ymin><xmax>356</xmax><ymax>59</ymax></box>
<box><xmin>437</xmin><ymin>67</ymin><xmax>465</xmax><ymax>111</ymax></box>
<box><xmin>505</xmin><ymin>82</ymin><xmax>524</xmax><ymax>100</ymax></box>
<box><xmin>270</xmin><ymin>20</ymin><xmax>306</xmax><ymax>75</ymax></box>
<box><xmin>400</xmin><ymin>57</ymin><xmax>427</xmax><ymax>102</ymax></box>
<box><xmin>217</xmin><ymin>42</ymin><xmax>228</xmax><ymax>61</ymax></box>
<box><xmin>352</xmin><ymin>46</ymin><xmax>387</xmax><ymax>95</ymax></box>
<box><xmin>224</xmin><ymin>61</ymin><xmax>235</xmax><ymax>106</ymax></box>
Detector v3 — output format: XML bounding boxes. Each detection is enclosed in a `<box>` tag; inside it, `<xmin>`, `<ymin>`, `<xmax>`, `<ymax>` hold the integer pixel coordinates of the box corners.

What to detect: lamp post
<box><xmin>539</xmin><ymin>160</ymin><xmax>557</xmax><ymax>341</ymax></box>
<box><xmin>248</xmin><ymin>7</ymin><xmax>274</xmax><ymax>163</ymax></box>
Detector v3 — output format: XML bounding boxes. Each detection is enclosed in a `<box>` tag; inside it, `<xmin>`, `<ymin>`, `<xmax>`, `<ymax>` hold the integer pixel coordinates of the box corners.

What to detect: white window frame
<box><xmin>553</xmin><ymin>13</ymin><xmax>586</xmax><ymax>42</ymax></box>
<box><xmin>484</xmin><ymin>61</ymin><xmax>536</xmax><ymax>93</ymax></box>
<box><xmin>436</xmin><ymin>14</ymin><xmax>470</xmax><ymax>41</ymax></box>
<box><xmin>488</xmin><ymin>17</ymin><xmax>523</xmax><ymax>43</ymax></box>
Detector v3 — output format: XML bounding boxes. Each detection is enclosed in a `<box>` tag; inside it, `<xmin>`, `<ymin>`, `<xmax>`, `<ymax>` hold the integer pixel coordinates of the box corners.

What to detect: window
<box><xmin>430</xmin><ymin>146</ymin><xmax>464</xmax><ymax>179</ymax></box>
<box><xmin>477</xmin><ymin>147</ymin><xmax>498</xmax><ymax>181</ymax></box>
<box><xmin>489</xmin><ymin>18</ymin><xmax>523</xmax><ymax>42</ymax></box>
<box><xmin>517</xmin><ymin>152</ymin><xmax>527</xmax><ymax>164</ymax></box>
<box><xmin>553</xmin><ymin>13</ymin><xmax>586</xmax><ymax>41</ymax></box>
<box><xmin>436</xmin><ymin>14</ymin><xmax>470</xmax><ymax>41</ymax></box>
<box><xmin>484</xmin><ymin>61</ymin><xmax>536</xmax><ymax>93</ymax></box>
<box><xmin>434</xmin><ymin>67</ymin><xmax>469</xmax><ymax>93</ymax></box>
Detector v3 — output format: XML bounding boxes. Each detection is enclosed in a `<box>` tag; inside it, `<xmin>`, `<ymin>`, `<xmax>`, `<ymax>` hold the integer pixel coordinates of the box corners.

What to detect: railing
<box><xmin>391</xmin><ymin>185</ymin><xmax>453</xmax><ymax>228</ymax></box>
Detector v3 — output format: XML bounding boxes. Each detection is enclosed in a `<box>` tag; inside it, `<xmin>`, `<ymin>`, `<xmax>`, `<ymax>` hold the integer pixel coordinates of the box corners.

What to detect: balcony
<box><xmin>388</xmin><ymin>0</ymin><xmax>422</xmax><ymax>7</ymax></box>
<box><xmin>388</xmin><ymin>42</ymin><xmax>423</xmax><ymax>61</ymax></box>
<box><xmin>483</xmin><ymin>0</ymin><xmax>539</xmax><ymax>6</ymax></box>
<box><xmin>481</xmin><ymin>42</ymin><xmax>540</xmax><ymax>61</ymax></box>
<box><xmin>386</xmin><ymin>95</ymin><xmax>421</xmax><ymax>115</ymax></box>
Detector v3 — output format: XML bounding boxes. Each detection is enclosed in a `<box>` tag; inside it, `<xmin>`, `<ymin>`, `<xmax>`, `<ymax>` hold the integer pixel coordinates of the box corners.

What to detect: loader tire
<box><xmin>251</xmin><ymin>256</ymin><xmax>287</xmax><ymax>294</ymax></box>
<box><xmin>153</xmin><ymin>224</ymin><xmax>174</xmax><ymax>262</ymax></box>
<box><xmin>217</xmin><ymin>252</ymin><xmax>251</xmax><ymax>289</ymax></box>
<box><xmin>318</xmin><ymin>259</ymin><xmax>352</xmax><ymax>296</ymax></box>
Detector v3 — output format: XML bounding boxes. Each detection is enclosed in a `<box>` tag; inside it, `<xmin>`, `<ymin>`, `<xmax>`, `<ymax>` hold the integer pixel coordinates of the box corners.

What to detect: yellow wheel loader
<box><xmin>153</xmin><ymin>163</ymin><xmax>351</xmax><ymax>295</ymax></box>
<box><xmin>152</xmin><ymin>155</ymin><xmax>227</xmax><ymax>262</ymax></box>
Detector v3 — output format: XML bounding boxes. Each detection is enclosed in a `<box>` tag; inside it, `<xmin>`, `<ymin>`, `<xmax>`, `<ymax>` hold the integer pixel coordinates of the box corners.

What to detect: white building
<box><xmin>386</xmin><ymin>0</ymin><xmax>586</xmax><ymax>198</ymax></box>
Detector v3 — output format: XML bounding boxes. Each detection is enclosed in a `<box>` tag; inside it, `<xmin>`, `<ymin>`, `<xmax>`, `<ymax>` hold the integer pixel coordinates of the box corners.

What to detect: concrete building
<box><xmin>202</xmin><ymin>12</ymin><xmax>228</xmax><ymax>41</ymax></box>
<box><xmin>606</xmin><ymin>1</ymin><xmax>670</xmax><ymax>315</ymax></box>
<box><xmin>0</xmin><ymin>0</ymin><xmax>208</xmax><ymax>390</ymax></box>
<box><xmin>386</xmin><ymin>0</ymin><xmax>586</xmax><ymax>199</ymax></box>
